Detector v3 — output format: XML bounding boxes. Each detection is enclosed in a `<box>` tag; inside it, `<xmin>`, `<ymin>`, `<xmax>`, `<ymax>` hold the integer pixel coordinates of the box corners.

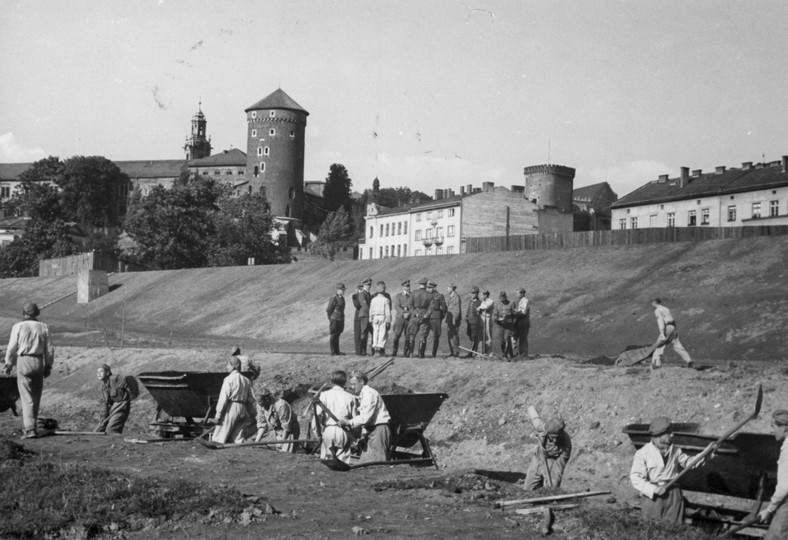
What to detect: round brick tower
<box><xmin>244</xmin><ymin>89</ymin><xmax>309</xmax><ymax>220</ymax></box>
<box><xmin>523</xmin><ymin>164</ymin><xmax>576</xmax><ymax>213</ymax></box>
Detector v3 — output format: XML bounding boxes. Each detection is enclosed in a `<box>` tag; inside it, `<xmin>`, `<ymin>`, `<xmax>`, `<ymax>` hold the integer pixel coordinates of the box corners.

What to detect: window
<box><xmin>449</xmin><ymin>208</ymin><xmax>455</xmax><ymax>217</ymax></box>
<box><xmin>269</xmin><ymin>128</ymin><xmax>276</xmax><ymax>136</ymax></box>
<box><xmin>290</xmin><ymin>130</ymin><xmax>295</xmax><ymax>138</ymax></box>
<box><xmin>402</xmin><ymin>245</ymin><xmax>407</xmax><ymax>257</ymax></box>
<box><xmin>667</xmin><ymin>213</ymin><xmax>675</xmax><ymax>227</ymax></box>
<box><xmin>770</xmin><ymin>200</ymin><xmax>779</xmax><ymax>217</ymax></box>
<box><xmin>238</xmin><ymin>170</ymin><xmax>244</xmax><ymax>175</ymax></box>
<box><xmin>447</xmin><ymin>225</ymin><xmax>455</xmax><ymax>237</ymax></box>
<box><xmin>385</xmin><ymin>223</ymin><xmax>390</xmax><ymax>236</ymax></box>
<box><xmin>213</xmin><ymin>169</ymin><xmax>220</xmax><ymax>175</ymax></box>
<box><xmin>260</xmin><ymin>186</ymin><xmax>267</xmax><ymax>198</ymax></box>
<box><xmin>619</xmin><ymin>218</ymin><xmax>626</xmax><ymax>230</ymax></box>
<box><xmin>260</xmin><ymin>162</ymin><xmax>265</xmax><ymax>172</ymax></box>
<box><xmin>415</xmin><ymin>249</ymin><xmax>422</xmax><ymax>256</ymax></box>
<box><xmin>369</xmin><ymin>248</ymin><xmax>372</xmax><ymax>259</ymax></box>
<box><xmin>253</xmin><ymin>166</ymin><xmax>259</xmax><ymax>176</ymax></box>
<box><xmin>257</xmin><ymin>147</ymin><xmax>263</xmax><ymax>156</ymax></box>
<box><xmin>701</xmin><ymin>208</ymin><xmax>710</xmax><ymax>225</ymax></box>
<box><xmin>369</xmin><ymin>226</ymin><xmax>374</xmax><ymax>238</ymax></box>
<box><xmin>380</xmin><ymin>247</ymin><xmax>383</xmax><ymax>258</ymax></box>
<box><xmin>252</xmin><ymin>112</ymin><xmax>257</xmax><ymax>119</ymax></box>
<box><xmin>426</xmin><ymin>211</ymin><xmax>432</xmax><ymax>219</ymax></box>
<box><xmin>436</xmin><ymin>209</ymin><xmax>442</xmax><ymax>218</ymax></box>
<box><xmin>397</xmin><ymin>222</ymin><xmax>402</xmax><ymax>235</ymax></box>
<box><xmin>0</xmin><ymin>186</ymin><xmax>10</xmax><ymax>198</ymax></box>
<box><xmin>752</xmin><ymin>202</ymin><xmax>762</xmax><ymax>219</ymax></box>
<box><xmin>649</xmin><ymin>214</ymin><xmax>657</xmax><ymax>228</ymax></box>
<box><xmin>727</xmin><ymin>206</ymin><xmax>737</xmax><ymax>222</ymax></box>
<box><xmin>436</xmin><ymin>227</ymin><xmax>443</xmax><ymax>238</ymax></box>
<box><xmin>252</xmin><ymin>129</ymin><xmax>257</xmax><ymax>137</ymax></box>
<box><xmin>397</xmin><ymin>245</ymin><xmax>401</xmax><ymax>257</ymax></box>
<box><xmin>415</xmin><ymin>213</ymin><xmax>421</xmax><ymax>222</ymax></box>
<box><xmin>415</xmin><ymin>230</ymin><xmax>421</xmax><ymax>240</ymax></box>
<box><xmin>269</xmin><ymin>110</ymin><xmax>276</xmax><ymax>117</ymax></box>
<box><xmin>264</xmin><ymin>147</ymin><xmax>270</xmax><ymax>156</ymax></box>
<box><xmin>437</xmin><ymin>246</ymin><xmax>443</xmax><ymax>255</ymax></box>
<box><xmin>447</xmin><ymin>246</ymin><xmax>454</xmax><ymax>254</ymax></box>
<box><xmin>289</xmin><ymin>187</ymin><xmax>296</xmax><ymax>200</ymax></box>
<box><xmin>688</xmin><ymin>210</ymin><xmax>697</xmax><ymax>226</ymax></box>
<box><xmin>630</xmin><ymin>217</ymin><xmax>638</xmax><ymax>229</ymax></box>
<box><xmin>380</xmin><ymin>225</ymin><xmax>384</xmax><ymax>237</ymax></box>
<box><xmin>403</xmin><ymin>222</ymin><xmax>407</xmax><ymax>235</ymax></box>
<box><xmin>385</xmin><ymin>246</ymin><xmax>389</xmax><ymax>257</ymax></box>
<box><xmin>426</xmin><ymin>228</ymin><xmax>433</xmax><ymax>239</ymax></box>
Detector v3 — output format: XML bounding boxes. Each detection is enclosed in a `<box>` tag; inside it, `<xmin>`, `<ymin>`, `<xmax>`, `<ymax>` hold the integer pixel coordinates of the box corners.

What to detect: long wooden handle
<box><xmin>717</xmin><ymin>516</ymin><xmax>761</xmax><ymax>538</ymax></box>
<box><xmin>495</xmin><ymin>490</ymin><xmax>611</xmax><ymax>508</ymax></box>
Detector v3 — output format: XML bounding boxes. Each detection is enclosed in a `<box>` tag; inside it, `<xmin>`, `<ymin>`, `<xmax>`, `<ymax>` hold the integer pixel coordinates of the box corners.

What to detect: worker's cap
<box><xmin>23</xmin><ymin>303</ymin><xmax>40</xmax><ymax>318</ymax></box>
<box><xmin>401</xmin><ymin>279</ymin><xmax>411</xmax><ymax>287</ymax></box>
<box><xmin>773</xmin><ymin>410</ymin><xmax>788</xmax><ymax>427</ymax></box>
<box><xmin>648</xmin><ymin>416</ymin><xmax>672</xmax><ymax>436</ymax></box>
<box><xmin>228</xmin><ymin>356</ymin><xmax>242</xmax><ymax>371</ymax></box>
<box><xmin>418</xmin><ymin>277</ymin><xmax>429</xmax><ymax>285</ymax></box>
<box><xmin>427</xmin><ymin>281</ymin><xmax>437</xmax><ymax>288</ymax></box>
<box><xmin>517</xmin><ymin>287</ymin><xmax>526</xmax><ymax>295</ymax></box>
<box><xmin>482</xmin><ymin>290</ymin><xmax>490</xmax><ymax>296</ymax></box>
<box><xmin>362</xmin><ymin>278</ymin><xmax>373</xmax><ymax>285</ymax></box>
<box><xmin>230</xmin><ymin>346</ymin><xmax>241</xmax><ymax>357</ymax></box>
<box><xmin>448</xmin><ymin>283</ymin><xmax>456</xmax><ymax>289</ymax></box>
<box><xmin>98</xmin><ymin>363</ymin><xmax>111</xmax><ymax>374</ymax></box>
<box><xmin>357</xmin><ymin>283</ymin><xmax>364</xmax><ymax>289</ymax></box>
<box><xmin>257</xmin><ymin>387</ymin><xmax>272</xmax><ymax>399</ymax></box>
<box><xmin>471</xmin><ymin>286</ymin><xmax>479</xmax><ymax>294</ymax></box>
<box><xmin>336</xmin><ymin>282</ymin><xmax>346</xmax><ymax>290</ymax></box>
<box><xmin>499</xmin><ymin>291</ymin><xmax>507</xmax><ymax>299</ymax></box>
<box><xmin>545</xmin><ymin>418</ymin><xmax>565</xmax><ymax>434</ymax></box>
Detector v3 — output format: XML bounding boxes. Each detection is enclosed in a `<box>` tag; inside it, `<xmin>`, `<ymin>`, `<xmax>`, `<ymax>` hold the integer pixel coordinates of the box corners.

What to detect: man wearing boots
<box><xmin>411</xmin><ymin>278</ymin><xmax>433</xmax><ymax>358</ymax></box>
<box><xmin>391</xmin><ymin>280</ymin><xmax>414</xmax><ymax>357</ymax></box>
<box><xmin>427</xmin><ymin>281</ymin><xmax>447</xmax><ymax>358</ymax></box>
<box><xmin>326</xmin><ymin>283</ymin><xmax>346</xmax><ymax>355</ymax></box>
<box><xmin>369</xmin><ymin>281</ymin><xmax>391</xmax><ymax>357</ymax></box>
<box><xmin>445</xmin><ymin>283</ymin><xmax>462</xmax><ymax>357</ymax></box>
<box><xmin>464</xmin><ymin>286</ymin><xmax>483</xmax><ymax>358</ymax></box>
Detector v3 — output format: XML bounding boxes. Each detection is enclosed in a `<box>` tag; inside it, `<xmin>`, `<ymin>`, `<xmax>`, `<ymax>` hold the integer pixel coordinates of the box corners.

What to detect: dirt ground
<box><xmin>1</xmin><ymin>344</ymin><xmax>784</xmax><ymax>539</ymax></box>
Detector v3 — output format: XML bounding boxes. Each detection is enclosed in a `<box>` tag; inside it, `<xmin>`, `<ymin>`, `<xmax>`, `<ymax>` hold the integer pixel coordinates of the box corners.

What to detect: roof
<box><xmin>188</xmin><ymin>148</ymin><xmax>247</xmax><ymax>167</ymax></box>
<box><xmin>0</xmin><ymin>216</ymin><xmax>29</xmax><ymax>230</ymax></box>
<box><xmin>573</xmin><ymin>182</ymin><xmax>614</xmax><ymax>201</ymax></box>
<box><xmin>245</xmin><ymin>88</ymin><xmax>309</xmax><ymax>115</ymax></box>
<box><xmin>612</xmin><ymin>160</ymin><xmax>788</xmax><ymax>209</ymax></box>
<box><xmin>115</xmin><ymin>160</ymin><xmax>186</xmax><ymax>179</ymax></box>
<box><xmin>0</xmin><ymin>162</ymin><xmax>35</xmax><ymax>181</ymax></box>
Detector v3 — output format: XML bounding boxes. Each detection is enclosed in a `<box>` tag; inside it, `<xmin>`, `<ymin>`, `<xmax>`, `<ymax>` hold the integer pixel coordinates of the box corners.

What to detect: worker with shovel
<box><xmin>758</xmin><ymin>410</ymin><xmax>788</xmax><ymax>539</ymax></box>
<box><xmin>253</xmin><ymin>388</ymin><xmax>300</xmax><ymax>453</ymax></box>
<box><xmin>212</xmin><ymin>356</ymin><xmax>256</xmax><ymax>444</ymax></box>
<box><xmin>341</xmin><ymin>370</ymin><xmax>391</xmax><ymax>463</ymax></box>
<box><xmin>524</xmin><ymin>406</ymin><xmax>572</xmax><ymax>490</ymax></box>
<box><xmin>96</xmin><ymin>364</ymin><xmax>133</xmax><ymax>434</ymax></box>
<box><xmin>651</xmin><ymin>298</ymin><xmax>694</xmax><ymax>369</ymax></box>
<box><xmin>315</xmin><ymin>370</ymin><xmax>356</xmax><ymax>463</ymax></box>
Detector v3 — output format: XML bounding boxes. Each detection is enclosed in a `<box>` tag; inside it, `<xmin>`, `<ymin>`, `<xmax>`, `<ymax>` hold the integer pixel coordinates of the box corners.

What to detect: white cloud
<box><xmin>0</xmin><ymin>132</ymin><xmax>47</xmax><ymax>162</ymax></box>
<box><xmin>576</xmin><ymin>160</ymin><xmax>672</xmax><ymax>199</ymax></box>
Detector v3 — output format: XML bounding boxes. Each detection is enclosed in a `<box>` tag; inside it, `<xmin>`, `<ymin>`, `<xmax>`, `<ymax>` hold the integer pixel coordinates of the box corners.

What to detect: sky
<box><xmin>1</xmin><ymin>0</ymin><xmax>787</xmax><ymax>199</ymax></box>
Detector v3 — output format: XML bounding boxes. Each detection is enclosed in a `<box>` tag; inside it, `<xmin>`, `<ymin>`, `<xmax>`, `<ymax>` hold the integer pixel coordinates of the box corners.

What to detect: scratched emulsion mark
<box><xmin>150</xmin><ymin>85</ymin><xmax>167</xmax><ymax>110</ymax></box>
<box><xmin>466</xmin><ymin>8</ymin><xmax>494</xmax><ymax>24</ymax></box>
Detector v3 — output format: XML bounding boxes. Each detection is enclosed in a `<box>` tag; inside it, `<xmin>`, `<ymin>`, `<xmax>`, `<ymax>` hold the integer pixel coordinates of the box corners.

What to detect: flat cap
<box><xmin>499</xmin><ymin>291</ymin><xmax>507</xmax><ymax>298</ymax></box>
<box><xmin>648</xmin><ymin>416</ymin><xmax>672</xmax><ymax>436</ymax></box>
<box><xmin>230</xmin><ymin>346</ymin><xmax>241</xmax><ymax>356</ymax></box>
<box><xmin>23</xmin><ymin>303</ymin><xmax>40</xmax><ymax>318</ymax></box>
<box><xmin>99</xmin><ymin>363</ymin><xmax>111</xmax><ymax>374</ymax></box>
<box><xmin>517</xmin><ymin>287</ymin><xmax>526</xmax><ymax>295</ymax></box>
<box><xmin>482</xmin><ymin>290</ymin><xmax>490</xmax><ymax>295</ymax></box>
<box><xmin>471</xmin><ymin>286</ymin><xmax>479</xmax><ymax>294</ymax></box>
<box><xmin>427</xmin><ymin>280</ymin><xmax>437</xmax><ymax>288</ymax></box>
<box><xmin>448</xmin><ymin>283</ymin><xmax>456</xmax><ymax>289</ymax></box>
<box><xmin>228</xmin><ymin>356</ymin><xmax>242</xmax><ymax>371</ymax></box>
<box><xmin>257</xmin><ymin>387</ymin><xmax>272</xmax><ymax>398</ymax></box>
<box><xmin>545</xmin><ymin>418</ymin><xmax>565</xmax><ymax>434</ymax></box>
<box><xmin>401</xmin><ymin>279</ymin><xmax>411</xmax><ymax>287</ymax></box>
<box><xmin>336</xmin><ymin>282</ymin><xmax>346</xmax><ymax>290</ymax></box>
<box><xmin>773</xmin><ymin>410</ymin><xmax>788</xmax><ymax>427</ymax></box>
<box><xmin>418</xmin><ymin>277</ymin><xmax>429</xmax><ymax>285</ymax></box>
<box><xmin>362</xmin><ymin>278</ymin><xmax>373</xmax><ymax>285</ymax></box>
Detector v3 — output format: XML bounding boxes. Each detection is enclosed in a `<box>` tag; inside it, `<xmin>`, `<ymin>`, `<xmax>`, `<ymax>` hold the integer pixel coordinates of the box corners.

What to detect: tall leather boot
<box><xmin>432</xmin><ymin>341</ymin><xmax>439</xmax><ymax>358</ymax></box>
<box><xmin>418</xmin><ymin>341</ymin><xmax>426</xmax><ymax>358</ymax></box>
<box><xmin>392</xmin><ymin>338</ymin><xmax>399</xmax><ymax>357</ymax></box>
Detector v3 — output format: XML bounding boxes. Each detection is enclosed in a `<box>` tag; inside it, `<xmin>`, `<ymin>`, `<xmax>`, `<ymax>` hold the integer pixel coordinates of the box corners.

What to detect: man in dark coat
<box><xmin>326</xmin><ymin>283</ymin><xmax>346</xmax><ymax>355</ymax></box>
<box><xmin>391</xmin><ymin>280</ymin><xmax>414</xmax><ymax>357</ymax></box>
<box><xmin>464</xmin><ymin>286</ymin><xmax>483</xmax><ymax>357</ymax></box>
<box><xmin>427</xmin><ymin>281</ymin><xmax>448</xmax><ymax>358</ymax></box>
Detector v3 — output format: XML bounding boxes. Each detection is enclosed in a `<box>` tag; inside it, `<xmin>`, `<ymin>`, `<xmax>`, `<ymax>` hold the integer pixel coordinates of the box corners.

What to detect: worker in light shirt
<box><xmin>341</xmin><ymin>370</ymin><xmax>391</xmax><ymax>463</ymax></box>
<box><xmin>630</xmin><ymin>416</ymin><xmax>708</xmax><ymax>525</ymax></box>
<box><xmin>759</xmin><ymin>410</ymin><xmax>788</xmax><ymax>539</ymax></box>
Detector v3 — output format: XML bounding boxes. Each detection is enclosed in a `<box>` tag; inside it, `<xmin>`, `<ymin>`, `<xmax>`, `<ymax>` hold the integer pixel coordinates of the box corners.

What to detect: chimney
<box><xmin>466</xmin><ymin>184</ymin><xmax>473</xmax><ymax>195</ymax></box>
<box><xmin>692</xmin><ymin>169</ymin><xmax>702</xmax><ymax>178</ymax></box>
<box><xmin>715</xmin><ymin>166</ymin><xmax>726</xmax><ymax>175</ymax></box>
<box><xmin>434</xmin><ymin>189</ymin><xmax>443</xmax><ymax>200</ymax></box>
<box><xmin>680</xmin><ymin>167</ymin><xmax>689</xmax><ymax>188</ymax></box>
<box><xmin>783</xmin><ymin>156</ymin><xmax>788</xmax><ymax>173</ymax></box>
<box><xmin>658</xmin><ymin>174</ymin><xmax>669</xmax><ymax>182</ymax></box>
<box><xmin>448</xmin><ymin>189</ymin><xmax>454</xmax><ymax>197</ymax></box>
<box><xmin>459</xmin><ymin>186</ymin><xmax>466</xmax><ymax>196</ymax></box>
<box><xmin>742</xmin><ymin>162</ymin><xmax>753</xmax><ymax>171</ymax></box>
<box><xmin>482</xmin><ymin>181</ymin><xmax>494</xmax><ymax>192</ymax></box>
<box><xmin>511</xmin><ymin>185</ymin><xmax>525</xmax><ymax>194</ymax></box>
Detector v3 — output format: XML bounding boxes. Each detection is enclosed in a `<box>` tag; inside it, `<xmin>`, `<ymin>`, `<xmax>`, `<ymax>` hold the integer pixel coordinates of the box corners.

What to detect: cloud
<box><xmin>0</xmin><ymin>133</ymin><xmax>47</xmax><ymax>162</ymax></box>
<box><xmin>576</xmin><ymin>160</ymin><xmax>672</xmax><ymax>198</ymax></box>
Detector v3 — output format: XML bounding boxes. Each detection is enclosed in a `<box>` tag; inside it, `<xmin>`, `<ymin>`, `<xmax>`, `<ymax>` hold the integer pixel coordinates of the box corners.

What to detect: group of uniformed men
<box><xmin>326</xmin><ymin>277</ymin><xmax>531</xmax><ymax>360</ymax></box>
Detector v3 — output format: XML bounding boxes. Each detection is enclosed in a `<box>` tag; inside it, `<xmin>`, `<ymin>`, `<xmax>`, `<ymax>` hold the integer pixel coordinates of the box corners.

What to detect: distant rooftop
<box><xmin>189</xmin><ymin>148</ymin><xmax>247</xmax><ymax>167</ymax></box>
<box><xmin>245</xmin><ymin>88</ymin><xmax>309</xmax><ymax>115</ymax></box>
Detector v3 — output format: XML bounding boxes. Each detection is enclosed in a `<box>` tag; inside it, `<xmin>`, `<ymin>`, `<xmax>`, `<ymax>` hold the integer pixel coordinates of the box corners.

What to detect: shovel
<box><xmin>320</xmin><ymin>456</ymin><xmax>435</xmax><ymax>472</ymax></box>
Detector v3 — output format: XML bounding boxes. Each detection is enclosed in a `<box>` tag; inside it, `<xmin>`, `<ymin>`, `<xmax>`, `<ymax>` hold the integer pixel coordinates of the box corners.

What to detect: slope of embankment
<box><xmin>2</xmin><ymin>236</ymin><xmax>788</xmax><ymax>361</ymax></box>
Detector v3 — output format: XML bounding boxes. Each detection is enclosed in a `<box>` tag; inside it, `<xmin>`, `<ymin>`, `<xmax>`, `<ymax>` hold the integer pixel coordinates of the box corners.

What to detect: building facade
<box><xmin>187</xmin><ymin>148</ymin><xmax>248</xmax><ymax>195</ymax></box>
<box><xmin>611</xmin><ymin>156</ymin><xmax>788</xmax><ymax>229</ymax></box>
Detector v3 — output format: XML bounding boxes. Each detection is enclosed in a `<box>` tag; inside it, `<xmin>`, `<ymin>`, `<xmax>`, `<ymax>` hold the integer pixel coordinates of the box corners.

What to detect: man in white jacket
<box><xmin>369</xmin><ymin>281</ymin><xmax>392</xmax><ymax>357</ymax></box>
<box><xmin>212</xmin><ymin>356</ymin><xmax>256</xmax><ymax>444</ymax></box>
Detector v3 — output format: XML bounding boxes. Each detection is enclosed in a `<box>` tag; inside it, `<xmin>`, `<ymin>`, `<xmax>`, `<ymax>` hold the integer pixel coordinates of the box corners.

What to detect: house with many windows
<box><xmin>611</xmin><ymin>156</ymin><xmax>788</xmax><ymax>229</ymax></box>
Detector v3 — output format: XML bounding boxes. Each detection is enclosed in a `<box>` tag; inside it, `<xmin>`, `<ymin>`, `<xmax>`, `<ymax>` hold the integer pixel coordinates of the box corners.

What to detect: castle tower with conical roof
<box><xmin>245</xmin><ymin>89</ymin><xmax>309</xmax><ymax>220</ymax></box>
<box><xmin>184</xmin><ymin>102</ymin><xmax>212</xmax><ymax>160</ymax></box>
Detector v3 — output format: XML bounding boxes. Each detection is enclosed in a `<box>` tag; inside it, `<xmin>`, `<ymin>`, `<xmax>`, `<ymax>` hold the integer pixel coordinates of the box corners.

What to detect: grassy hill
<box><xmin>2</xmin><ymin>235</ymin><xmax>787</xmax><ymax>361</ymax></box>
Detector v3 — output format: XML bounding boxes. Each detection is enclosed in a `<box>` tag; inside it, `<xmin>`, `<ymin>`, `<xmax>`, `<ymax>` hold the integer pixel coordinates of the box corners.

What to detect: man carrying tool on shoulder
<box><xmin>630</xmin><ymin>416</ymin><xmax>708</xmax><ymax>524</ymax></box>
<box><xmin>315</xmin><ymin>370</ymin><xmax>356</xmax><ymax>463</ymax></box>
<box><xmin>758</xmin><ymin>410</ymin><xmax>788</xmax><ymax>539</ymax></box>
<box><xmin>341</xmin><ymin>370</ymin><xmax>391</xmax><ymax>463</ymax></box>
<box><xmin>524</xmin><ymin>406</ymin><xmax>572</xmax><ymax>490</ymax></box>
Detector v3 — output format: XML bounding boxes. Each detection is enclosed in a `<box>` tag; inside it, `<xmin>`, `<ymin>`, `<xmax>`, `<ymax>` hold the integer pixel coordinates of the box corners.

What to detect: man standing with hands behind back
<box><xmin>444</xmin><ymin>283</ymin><xmax>462</xmax><ymax>357</ymax></box>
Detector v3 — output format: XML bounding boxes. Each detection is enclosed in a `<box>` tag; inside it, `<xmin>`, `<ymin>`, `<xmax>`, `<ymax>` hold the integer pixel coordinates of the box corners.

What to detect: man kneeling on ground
<box><xmin>341</xmin><ymin>370</ymin><xmax>391</xmax><ymax>463</ymax></box>
<box><xmin>524</xmin><ymin>406</ymin><xmax>572</xmax><ymax>490</ymax></box>
<box><xmin>254</xmin><ymin>387</ymin><xmax>300</xmax><ymax>453</ymax></box>
<box><xmin>96</xmin><ymin>364</ymin><xmax>132</xmax><ymax>434</ymax></box>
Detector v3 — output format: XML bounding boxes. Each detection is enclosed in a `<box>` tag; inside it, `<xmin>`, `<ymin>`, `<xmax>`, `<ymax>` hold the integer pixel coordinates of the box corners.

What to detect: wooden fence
<box><xmin>465</xmin><ymin>225</ymin><xmax>788</xmax><ymax>253</ymax></box>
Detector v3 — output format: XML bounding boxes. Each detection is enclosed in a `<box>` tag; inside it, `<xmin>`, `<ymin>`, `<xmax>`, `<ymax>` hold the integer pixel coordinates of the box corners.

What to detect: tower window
<box><xmin>260</xmin><ymin>162</ymin><xmax>266</xmax><ymax>172</ymax></box>
<box><xmin>269</xmin><ymin>111</ymin><xmax>276</xmax><ymax>117</ymax></box>
<box><xmin>253</xmin><ymin>166</ymin><xmax>259</xmax><ymax>177</ymax></box>
<box><xmin>285</xmin><ymin>205</ymin><xmax>290</xmax><ymax>217</ymax></box>
<box><xmin>269</xmin><ymin>128</ymin><xmax>276</xmax><ymax>136</ymax></box>
<box><xmin>264</xmin><ymin>147</ymin><xmax>270</xmax><ymax>156</ymax></box>
<box><xmin>290</xmin><ymin>130</ymin><xmax>295</xmax><ymax>138</ymax></box>
<box><xmin>289</xmin><ymin>187</ymin><xmax>296</xmax><ymax>200</ymax></box>
<box><xmin>252</xmin><ymin>112</ymin><xmax>257</xmax><ymax>119</ymax></box>
<box><xmin>252</xmin><ymin>129</ymin><xmax>257</xmax><ymax>137</ymax></box>
<box><xmin>257</xmin><ymin>147</ymin><xmax>262</xmax><ymax>156</ymax></box>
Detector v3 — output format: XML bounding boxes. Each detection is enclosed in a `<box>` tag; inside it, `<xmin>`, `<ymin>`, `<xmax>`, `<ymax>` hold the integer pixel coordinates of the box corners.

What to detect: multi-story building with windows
<box><xmin>611</xmin><ymin>156</ymin><xmax>788</xmax><ymax>229</ymax></box>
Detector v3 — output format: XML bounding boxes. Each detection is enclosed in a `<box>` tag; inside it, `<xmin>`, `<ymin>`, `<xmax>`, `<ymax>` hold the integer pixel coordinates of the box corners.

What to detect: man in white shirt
<box><xmin>759</xmin><ymin>410</ymin><xmax>788</xmax><ymax>539</ymax></box>
<box><xmin>630</xmin><ymin>416</ymin><xmax>706</xmax><ymax>524</ymax></box>
<box><xmin>342</xmin><ymin>370</ymin><xmax>392</xmax><ymax>463</ymax></box>
<box><xmin>369</xmin><ymin>281</ymin><xmax>392</xmax><ymax>357</ymax></box>
<box><xmin>316</xmin><ymin>370</ymin><xmax>356</xmax><ymax>463</ymax></box>
<box><xmin>514</xmin><ymin>288</ymin><xmax>531</xmax><ymax>358</ymax></box>
<box><xmin>478</xmin><ymin>290</ymin><xmax>494</xmax><ymax>355</ymax></box>
<box><xmin>212</xmin><ymin>356</ymin><xmax>256</xmax><ymax>444</ymax></box>
<box><xmin>651</xmin><ymin>299</ymin><xmax>694</xmax><ymax>369</ymax></box>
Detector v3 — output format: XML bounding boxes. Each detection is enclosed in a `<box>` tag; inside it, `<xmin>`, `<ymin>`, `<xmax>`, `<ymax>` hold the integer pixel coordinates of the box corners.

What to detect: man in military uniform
<box><xmin>444</xmin><ymin>283</ymin><xmax>462</xmax><ymax>357</ymax></box>
<box><xmin>391</xmin><ymin>280</ymin><xmax>414</xmax><ymax>357</ymax></box>
<box><xmin>326</xmin><ymin>283</ymin><xmax>346</xmax><ymax>356</ymax></box>
<box><xmin>514</xmin><ymin>288</ymin><xmax>531</xmax><ymax>358</ymax></box>
<box><xmin>427</xmin><ymin>281</ymin><xmax>448</xmax><ymax>358</ymax></box>
<box><xmin>464</xmin><ymin>286</ymin><xmax>483</xmax><ymax>357</ymax></box>
<box><xmin>352</xmin><ymin>279</ymin><xmax>373</xmax><ymax>356</ymax></box>
<box><xmin>492</xmin><ymin>291</ymin><xmax>517</xmax><ymax>359</ymax></box>
<box><xmin>411</xmin><ymin>277</ymin><xmax>433</xmax><ymax>358</ymax></box>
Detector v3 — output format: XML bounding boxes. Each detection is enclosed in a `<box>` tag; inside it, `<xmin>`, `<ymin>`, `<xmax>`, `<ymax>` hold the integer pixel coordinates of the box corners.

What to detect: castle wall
<box><xmin>524</xmin><ymin>164</ymin><xmax>576</xmax><ymax>213</ymax></box>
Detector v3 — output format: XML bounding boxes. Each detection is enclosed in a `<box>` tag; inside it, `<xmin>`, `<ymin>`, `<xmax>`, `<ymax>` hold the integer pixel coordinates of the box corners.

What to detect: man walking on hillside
<box><xmin>758</xmin><ymin>410</ymin><xmax>788</xmax><ymax>539</ymax></box>
<box><xmin>4</xmin><ymin>302</ymin><xmax>55</xmax><ymax>439</ymax></box>
<box><xmin>326</xmin><ymin>283</ymin><xmax>346</xmax><ymax>356</ymax></box>
<box><xmin>411</xmin><ymin>278</ymin><xmax>433</xmax><ymax>358</ymax></box>
<box><xmin>651</xmin><ymin>299</ymin><xmax>694</xmax><ymax>369</ymax></box>
<box><xmin>391</xmin><ymin>280</ymin><xmax>414</xmax><ymax>357</ymax></box>
<box><xmin>492</xmin><ymin>291</ymin><xmax>517</xmax><ymax>359</ymax></box>
<box><xmin>369</xmin><ymin>281</ymin><xmax>392</xmax><ymax>357</ymax></box>
<box><xmin>464</xmin><ymin>286</ymin><xmax>483</xmax><ymax>357</ymax></box>
<box><xmin>514</xmin><ymin>288</ymin><xmax>531</xmax><ymax>358</ymax></box>
<box><xmin>427</xmin><ymin>281</ymin><xmax>448</xmax><ymax>358</ymax></box>
<box><xmin>444</xmin><ymin>283</ymin><xmax>462</xmax><ymax>357</ymax></box>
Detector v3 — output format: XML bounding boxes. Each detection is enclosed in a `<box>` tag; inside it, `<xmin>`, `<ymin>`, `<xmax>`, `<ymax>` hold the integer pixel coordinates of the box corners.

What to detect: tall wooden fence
<box><xmin>465</xmin><ymin>225</ymin><xmax>788</xmax><ymax>253</ymax></box>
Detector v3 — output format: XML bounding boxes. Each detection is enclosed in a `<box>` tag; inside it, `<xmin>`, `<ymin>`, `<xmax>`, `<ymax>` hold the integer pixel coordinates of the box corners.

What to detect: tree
<box><xmin>122</xmin><ymin>176</ymin><xmax>225</xmax><ymax>269</ymax></box>
<box><xmin>308</xmin><ymin>206</ymin><xmax>353</xmax><ymax>260</ymax></box>
<box><xmin>207</xmin><ymin>194</ymin><xmax>288</xmax><ymax>266</ymax></box>
<box><xmin>57</xmin><ymin>156</ymin><xmax>129</xmax><ymax>227</ymax></box>
<box><xmin>322</xmin><ymin>164</ymin><xmax>353</xmax><ymax>212</ymax></box>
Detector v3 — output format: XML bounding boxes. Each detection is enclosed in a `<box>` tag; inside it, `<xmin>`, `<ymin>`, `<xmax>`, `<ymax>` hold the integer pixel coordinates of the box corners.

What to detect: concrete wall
<box><xmin>461</xmin><ymin>187</ymin><xmax>540</xmax><ymax>239</ymax></box>
<box><xmin>39</xmin><ymin>252</ymin><xmax>118</xmax><ymax>277</ymax></box>
<box><xmin>77</xmin><ymin>270</ymin><xmax>109</xmax><ymax>304</ymax></box>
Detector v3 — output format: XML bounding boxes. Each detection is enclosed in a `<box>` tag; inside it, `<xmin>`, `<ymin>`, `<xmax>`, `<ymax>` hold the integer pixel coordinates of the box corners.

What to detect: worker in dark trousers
<box><xmin>411</xmin><ymin>278</ymin><xmax>433</xmax><ymax>358</ymax></box>
<box><xmin>326</xmin><ymin>283</ymin><xmax>346</xmax><ymax>355</ymax></box>
<box><xmin>492</xmin><ymin>291</ymin><xmax>517</xmax><ymax>360</ymax></box>
<box><xmin>356</xmin><ymin>278</ymin><xmax>373</xmax><ymax>355</ymax></box>
<box><xmin>427</xmin><ymin>281</ymin><xmax>447</xmax><ymax>358</ymax></box>
<box><xmin>391</xmin><ymin>280</ymin><xmax>414</xmax><ymax>357</ymax></box>
<box><xmin>444</xmin><ymin>283</ymin><xmax>462</xmax><ymax>357</ymax></box>
<box><xmin>464</xmin><ymin>286</ymin><xmax>483</xmax><ymax>357</ymax></box>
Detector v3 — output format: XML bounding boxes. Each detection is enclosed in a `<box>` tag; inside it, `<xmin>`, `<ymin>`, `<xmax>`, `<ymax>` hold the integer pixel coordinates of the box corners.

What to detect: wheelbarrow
<box><xmin>321</xmin><ymin>392</ymin><xmax>448</xmax><ymax>471</ymax></box>
<box><xmin>0</xmin><ymin>376</ymin><xmax>20</xmax><ymax>416</ymax></box>
<box><xmin>138</xmin><ymin>371</ymin><xmax>254</xmax><ymax>439</ymax></box>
